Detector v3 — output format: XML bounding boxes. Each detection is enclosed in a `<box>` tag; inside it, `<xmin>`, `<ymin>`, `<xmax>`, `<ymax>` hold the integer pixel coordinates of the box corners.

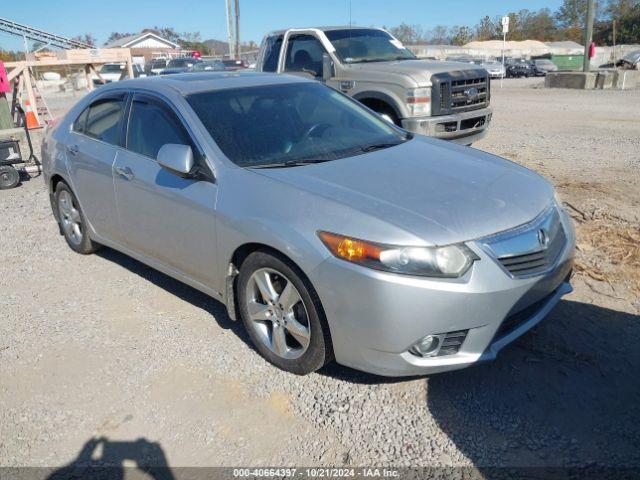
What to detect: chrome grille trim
<box><xmin>478</xmin><ymin>206</ymin><xmax>567</xmax><ymax>278</ymax></box>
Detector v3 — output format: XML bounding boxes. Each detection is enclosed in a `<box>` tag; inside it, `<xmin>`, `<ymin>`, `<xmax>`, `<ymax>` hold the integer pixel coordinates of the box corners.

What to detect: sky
<box><xmin>1</xmin><ymin>0</ymin><xmax>564</xmax><ymax>51</ymax></box>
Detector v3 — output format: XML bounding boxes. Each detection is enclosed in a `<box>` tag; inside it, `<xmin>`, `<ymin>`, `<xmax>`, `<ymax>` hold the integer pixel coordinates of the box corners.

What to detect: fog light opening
<box><xmin>410</xmin><ymin>335</ymin><xmax>441</xmax><ymax>357</ymax></box>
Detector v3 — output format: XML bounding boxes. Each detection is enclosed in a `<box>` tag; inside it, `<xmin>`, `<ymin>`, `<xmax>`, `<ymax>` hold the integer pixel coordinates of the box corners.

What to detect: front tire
<box><xmin>54</xmin><ymin>182</ymin><xmax>100</xmax><ymax>254</ymax></box>
<box><xmin>237</xmin><ymin>251</ymin><xmax>332</xmax><ymax>375</ymax></box>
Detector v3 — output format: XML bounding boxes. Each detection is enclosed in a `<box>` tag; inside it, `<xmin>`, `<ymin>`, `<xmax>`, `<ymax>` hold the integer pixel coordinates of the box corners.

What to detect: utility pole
<box><xmin>582</xmin><ymin>0</ymin><xmax>595</xmax><ymax>72</ymax></box>
<box><xmin>612</xmin><ymin>19</ymin><xmax>616</xmax><ymax>65</ymax></box>
<box><xmin>234</xmin><ymin>0</ymin><xmax>240</xmax><ymax>59</ymax></box>
<box><xmin>225</xmin><ymin>0</ymin><xmax>234</xmax><ymax>58</ymax></box>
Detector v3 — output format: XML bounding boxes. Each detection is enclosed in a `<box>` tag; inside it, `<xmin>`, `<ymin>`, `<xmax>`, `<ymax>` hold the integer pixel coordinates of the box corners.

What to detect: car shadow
<box><xmin>426</xmin><ymin>299</ymin><xmax>640</xmax><ymax>469</ymax></box>
<box><xmin>96</xmin><ymin>247</ymin><xmax>252</xmax><ymax>347</ymax></box>
<box><xmin>47</xmin><ymin>437</ymin><xmax>175</xmax><ymax>480</ymax></box>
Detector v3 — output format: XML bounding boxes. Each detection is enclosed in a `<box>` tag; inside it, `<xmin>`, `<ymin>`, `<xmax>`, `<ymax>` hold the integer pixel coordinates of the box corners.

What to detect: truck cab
<box><xmin>256</xmin><ymin>26</ymin><xmax>492</xmax><ymax>145</ymax></box>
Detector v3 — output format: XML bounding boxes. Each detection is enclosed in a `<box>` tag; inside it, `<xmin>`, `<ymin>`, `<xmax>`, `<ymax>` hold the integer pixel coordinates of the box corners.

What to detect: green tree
<box><xmin>451</xmin><ymin>25</ymin><xmax>472</xmax><ymax>45</ymax></box>
<box><xmin>474</xmin><ymin>16</ymin><xmax>496</xmax><ymax>40</ymax></box>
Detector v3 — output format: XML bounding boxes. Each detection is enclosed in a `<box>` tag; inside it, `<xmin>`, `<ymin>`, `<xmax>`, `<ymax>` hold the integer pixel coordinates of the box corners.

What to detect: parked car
<box><xmin>599</xmin><ymin>50</ymin><xmax>640</xmax><ymax>70</ymax></box>
<box><xmin>146</xmin><ymin>58</ymin><xmax>168</xmax><ymax>76</ymax></box>
<box><xmin>532</xmin><ymin>59</ymin><xmax>558</xmax><ymax>76</ymax></box>
<box><xmin>92</xmin><ymin>63</ymin><xmax>145</xmax><ymax>86</ymax></box>
<box><xmin>190</xmin><ymin>60</ymin><xmax>226</xmax><ymax>72</ymax></box>
<box><xmin>474</xmin><ymin>59</ymin><xmax>506</xmax><ymax>79</ymax></box>
<box><xmin>256</xmin><ymin>26</ymin><xmax>492</xmax><ymax>145</ymax></box>
<box><xmin>222</xmin><ymin>59</ymin><xmax>249</xmax><ymax>70</ymax></box>
<box><xmin>505</xmin><ymin>59</ymin><xmax>533</xmax><ymax>78</ymax></box>
<box><xmin>41</xmin><ymin>73</ymin><xmax>575</xmax><ymax>377</ymax></box>
<box><xmin>160</xmin><ymin>57</ymin><xmax>202</xmax><ymax>75</ymax></box>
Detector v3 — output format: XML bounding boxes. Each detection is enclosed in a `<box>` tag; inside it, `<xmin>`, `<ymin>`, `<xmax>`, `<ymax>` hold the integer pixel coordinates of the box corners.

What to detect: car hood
<box><xmin>349</xmin><ymin>59</ymin><xmax>486</xmax><ymax>85</ymax></box>
<box><xmin>252</xmin><ymin>137</ymin><xmax>554</xmax><ymax>246</ymax></box>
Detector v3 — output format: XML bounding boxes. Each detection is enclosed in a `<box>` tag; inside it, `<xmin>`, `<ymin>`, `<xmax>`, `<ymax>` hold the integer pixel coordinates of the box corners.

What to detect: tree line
<box><xmin>386</xmin><ymin>0</ymin><xmax>640</xmax><ymax>46</ymax></box>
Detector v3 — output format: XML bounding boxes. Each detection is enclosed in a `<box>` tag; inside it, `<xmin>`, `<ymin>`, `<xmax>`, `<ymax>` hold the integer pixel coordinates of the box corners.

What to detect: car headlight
<box><xmin>406</xmin><ymin>87</ymin><xmax>431</xmax><ymax>116</ymax></box>
<box><xmin>317</xmin><ymin>231</ymin><xmax>477</xmax><ymax>278</ymax></box>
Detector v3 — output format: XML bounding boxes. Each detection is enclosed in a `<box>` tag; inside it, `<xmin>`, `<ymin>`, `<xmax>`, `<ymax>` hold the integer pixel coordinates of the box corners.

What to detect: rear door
<box><xmin>112</xmin><ymin>93</ymin><xmax>219</xmax><ymax>286</ymax></box>
<box><xmin>66</xmin><ymin>93</ymin><xmax>126</xmax><ymax>242</ymax></box>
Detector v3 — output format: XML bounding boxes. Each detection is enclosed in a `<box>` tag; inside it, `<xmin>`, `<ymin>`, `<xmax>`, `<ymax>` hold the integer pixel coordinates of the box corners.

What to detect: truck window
<box><xmin>284</xmin><ymin>34</ymin><xmax>326</xmax><ymax>77</ymax></box>
<box><xmin>262</xmin><ymin>35</ymin><xmax>283</xmax><ymax>72</ymax></box>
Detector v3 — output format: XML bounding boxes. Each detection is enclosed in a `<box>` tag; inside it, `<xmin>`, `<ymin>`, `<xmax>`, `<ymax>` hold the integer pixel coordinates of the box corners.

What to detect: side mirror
<box><xmin>157</xmin><ymin>143</ymin><xmax>194</xmax><ymax>177</ymax></box>
<box><xmin>322</xmin><ymin>53</ymin><xmax>334</xmax><ymax>82</ymax></box>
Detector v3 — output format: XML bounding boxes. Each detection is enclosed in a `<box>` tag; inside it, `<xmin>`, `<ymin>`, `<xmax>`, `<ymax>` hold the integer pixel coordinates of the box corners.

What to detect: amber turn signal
<box><xmin>317</xmin><ymin>231</ymin><xmax>382</xmax><ymax>262</ymax></box>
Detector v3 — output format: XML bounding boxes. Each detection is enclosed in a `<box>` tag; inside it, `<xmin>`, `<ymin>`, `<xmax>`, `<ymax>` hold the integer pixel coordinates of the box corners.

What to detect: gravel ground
<box><xmin>1</xmin><ymin>78</ymin><xmax>639</xmax><ymax>471</ymax></box>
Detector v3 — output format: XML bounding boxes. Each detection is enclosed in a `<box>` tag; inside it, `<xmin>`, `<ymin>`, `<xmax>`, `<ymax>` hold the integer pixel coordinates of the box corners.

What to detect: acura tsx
<box><xmin>42</xmin><ymin>72</ymin><xmax>575</xmax><ymax>376</ymax></box>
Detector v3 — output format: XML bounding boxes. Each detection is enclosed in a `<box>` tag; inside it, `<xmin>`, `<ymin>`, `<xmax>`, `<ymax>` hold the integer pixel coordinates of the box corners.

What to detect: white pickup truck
<box><xmin>256</xmin><ymin>26</ymin><xmax>492</xmax><ymax>145</ymax></box>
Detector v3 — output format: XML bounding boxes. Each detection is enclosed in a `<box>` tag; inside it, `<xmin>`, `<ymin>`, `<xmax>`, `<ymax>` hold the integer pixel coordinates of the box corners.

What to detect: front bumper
<box><xmin>402</xmin><ymin>106</ymin><xmax>492</xmax><ymax>145</ymax></box>
<box><xmin>309</xmin><ymin>208</ymin><xmax>576</xmax><ymax>377</ymax></box>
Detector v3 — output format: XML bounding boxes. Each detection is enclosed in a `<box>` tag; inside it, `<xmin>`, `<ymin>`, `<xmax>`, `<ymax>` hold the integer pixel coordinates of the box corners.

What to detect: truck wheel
<box><xmin>0</xmin><ymin>165</ymin><xmax>20</xmax><ymax>190</ymax></box>
<box><xmin>237</xmin><ymin>251</ymin><xmax>332</xmax><ymax>375</ymax></box>
<box><xmin>377</xmin><ymin>108</ymin><xmax>401</xmax><ymax>126</ymax></box>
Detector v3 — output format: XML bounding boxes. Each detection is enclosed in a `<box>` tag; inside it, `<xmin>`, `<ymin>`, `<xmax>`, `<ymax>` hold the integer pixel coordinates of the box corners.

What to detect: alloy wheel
<box><xmin>57</xmin><ymin>190</ymin><xmax>83</xmax><ymax>246</ymax></box>
<box><xmin>245</xmin><ymin>268</ymin><xmax>311</xmax><ymax>359</ymax></box>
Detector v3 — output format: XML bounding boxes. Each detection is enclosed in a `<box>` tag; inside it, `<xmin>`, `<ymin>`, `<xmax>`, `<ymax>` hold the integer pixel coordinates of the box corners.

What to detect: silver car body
<box><xmin>480</xmin><ymin>61</ymin><xmax>507</xmax><ymax>79</ymax></box>
<box><xmin>42</xmin><ymin>73</ymin><xmax>575</xmax><ymax>377</ymax></box>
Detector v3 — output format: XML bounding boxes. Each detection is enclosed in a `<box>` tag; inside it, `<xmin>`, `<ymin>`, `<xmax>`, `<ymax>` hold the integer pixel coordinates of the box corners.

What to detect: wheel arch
<box><xmin>353</xmin><ymin>91</ymin><xmax>403</xmax><ymax>122</ymax></box>
<box><xmin>225</xmin><ymin>242</ymin><xmax>330</xmax><ymax>333</ymax></box>
<box><xmin>49</xmin><ymin>173</ymin><xmax>69</xmax><ymax>223</ymax></box>
<box><xmin>228</xmin><ymin>241</ymin><xmax>335</xmax><ymax>362</ymax></box>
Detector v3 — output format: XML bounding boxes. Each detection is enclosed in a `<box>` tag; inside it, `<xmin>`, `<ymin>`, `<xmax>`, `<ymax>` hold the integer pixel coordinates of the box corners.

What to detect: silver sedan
<box><xmin>41</xmin><ymin>72</ymin><xmax>575</xmax><ymax>376</ymax></box>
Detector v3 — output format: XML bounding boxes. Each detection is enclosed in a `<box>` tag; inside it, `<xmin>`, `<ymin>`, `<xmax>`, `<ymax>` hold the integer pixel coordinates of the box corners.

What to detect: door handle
<box><xmin>114</xmin><ymin>166</ymin><xmax>135</xmax><ymax>181</ymax></box>
<box><xmin>67</xmin><ymin>144</ymin><xmax>79</xmax><ymax>155</ymax></box>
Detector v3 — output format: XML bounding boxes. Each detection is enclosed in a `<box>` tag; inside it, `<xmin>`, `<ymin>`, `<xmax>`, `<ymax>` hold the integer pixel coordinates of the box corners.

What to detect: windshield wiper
<box><xmin>249</xmin><ymin>159</ymin><xmax>330</xmax><ymax>169</ymax></box>
<box><xmin>359</xmin><ymin>141</ymin><xmax>404</xmax><ymax>152</ymax></box>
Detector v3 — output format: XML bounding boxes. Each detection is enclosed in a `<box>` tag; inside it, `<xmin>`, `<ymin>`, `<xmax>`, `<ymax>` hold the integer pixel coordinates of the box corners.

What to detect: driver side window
<box><xmin>284</xmin><ymin>34</ymin><xmax>326</xmax><ymax>78</ymax></box>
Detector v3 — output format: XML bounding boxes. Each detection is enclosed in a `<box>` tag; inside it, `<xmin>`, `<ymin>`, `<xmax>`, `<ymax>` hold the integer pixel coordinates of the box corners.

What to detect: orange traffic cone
<box><xmin>23</xmin><ymin>100</ymin><xmax>40</xmax><ymax>129</ymax></box>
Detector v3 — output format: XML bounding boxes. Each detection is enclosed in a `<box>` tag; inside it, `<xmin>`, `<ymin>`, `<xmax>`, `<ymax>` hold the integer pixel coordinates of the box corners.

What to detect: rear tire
<box><xmin>54</xmin><ymin>182</ymin><xmax>100</xmax><ymax>254</ymax></box>
<box><xmin>0</xmin><ymin>165</ymin><xmax>20</xmax><ymax>190</ymax></box>
<box><xmin>237</xmin><ymin>251</ymin><xmax>332</xmax><ymax>375</ymax></box>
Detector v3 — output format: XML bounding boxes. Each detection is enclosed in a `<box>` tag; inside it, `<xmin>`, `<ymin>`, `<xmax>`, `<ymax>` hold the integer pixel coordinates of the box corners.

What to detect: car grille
<box><xmin>498</xmin><ymin>226</ymin><xmax>566</xmax><ymax>276</ymax></box>
<box><xmin>437</xmin><ymin>330</ymin><xmax>468</xmax><ymax>356</ymax></box>
<box><xmin>431</xmin><ymin>71</ymin><xmax>490</xmax><ymax>115</ymax></box>
<box><xmin>480</xmin><ymin>207</ymin><xmax>567</xmax><ymax>278</ymax></box>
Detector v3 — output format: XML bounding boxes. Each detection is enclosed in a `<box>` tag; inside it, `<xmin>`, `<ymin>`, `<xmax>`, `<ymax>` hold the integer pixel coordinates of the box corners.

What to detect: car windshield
<box><xmin>187</xmin><ymin>82</ymin><xmax>408</xmax><ymax>167</ymax></box>
<box><xmin>168</xmin><ymin>58</ymin><xmax>193</xmax><ymax>68</ymax></box>
<box><xmin>324</xmin><ymin>29</ymin><xmax>416</xmax><ymax>64</ymax></box>
<box><xmin>151</xmin><ymin>60</ymin><xmax>166</xmax><ymax>68</ymax></box>
<box><xmin>192</xmin><ymin>61</ymin><xmax>224</xmax><ymax>71</ymax></box>
<box><xmin>100</xmin><ymin>64</ymin><xmax>123</xmax><ymax>73</ymax></box>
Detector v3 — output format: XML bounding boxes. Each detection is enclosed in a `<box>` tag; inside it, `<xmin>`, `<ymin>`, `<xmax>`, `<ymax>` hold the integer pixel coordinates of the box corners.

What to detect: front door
<box><xmin>112</xmin><ymin>94</ymin><xmax>219</xmax><ymax>287</ymax></box>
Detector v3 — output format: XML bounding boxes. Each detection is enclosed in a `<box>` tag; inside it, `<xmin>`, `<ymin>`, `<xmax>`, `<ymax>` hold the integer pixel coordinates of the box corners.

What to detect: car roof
<box><xmin>104</xmin><ymin>71</ymin><xmax>313</xmax><ymax>95</ymax></box>
<box><xmin>267</xmin><ymin>26</ymin><xmax>383</xmax><ymax>36</ymax></box>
